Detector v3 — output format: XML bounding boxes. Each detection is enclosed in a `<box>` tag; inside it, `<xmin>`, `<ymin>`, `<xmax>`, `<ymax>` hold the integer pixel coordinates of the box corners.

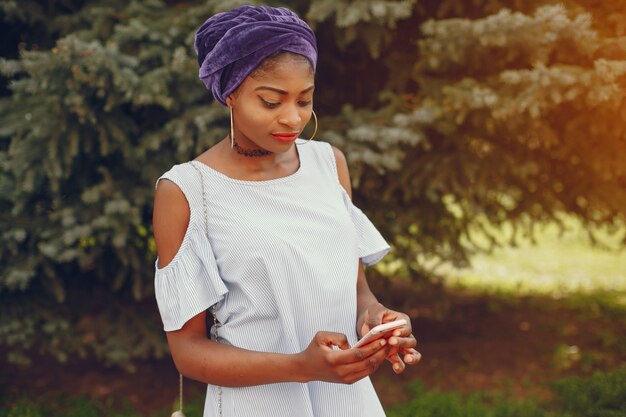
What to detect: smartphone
<box><xmin>352</xmin><ymin>319</ymin><xmax>407</xmax><ymax>349</ymax></box>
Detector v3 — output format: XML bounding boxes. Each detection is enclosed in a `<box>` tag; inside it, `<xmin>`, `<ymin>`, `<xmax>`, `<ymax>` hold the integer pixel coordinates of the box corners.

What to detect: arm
<box><xmin>153</xmin><ymin>178</ymin><xmax>390</xmax><ymax>386</ymax></box>
<box><xmin>331</xmin><ymin>146</ymin><xmax>421</xmax><ymax>373</ymax></box>
<box><xmin>329</xmin><ymin>148</ymin><xmax>380</xmax><ymax>331</ymax></box>
<box><xmin>328</xmin><ymin>146</ymin><xmax>381</xmax><ymax>332</ymax></box>
<box><xmin>166</xmin><ymin>311</ymin><xmax>303</xmax><ymax>386</ymax></box>
<box><xmin>355</xmin><ymin>261</ymin><xmax>380</xmax><ymax>336</ymax></box>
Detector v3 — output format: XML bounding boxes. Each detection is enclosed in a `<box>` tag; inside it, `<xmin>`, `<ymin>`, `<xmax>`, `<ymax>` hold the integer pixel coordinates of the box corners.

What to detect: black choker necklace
<box><xmin>232</xmin><ymin>137</ymin><xmax>273</xmax><ymax>157</ymax></box>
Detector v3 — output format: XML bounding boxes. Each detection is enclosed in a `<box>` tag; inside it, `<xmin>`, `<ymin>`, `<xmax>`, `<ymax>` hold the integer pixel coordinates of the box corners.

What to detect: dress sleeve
<box><xmin>154</xmin><ymin>225</ymin><xmax>228</xmax><ymax>331</ymax></box>
<box><xmin>153</xmin><ymin>166</ymin><xmax>228</xmax><ymax>332</ymax></box>
<box><xmin>339</xmin><ymin>187</ymin><xmax>391</xmax><ymax>266</ymax></box>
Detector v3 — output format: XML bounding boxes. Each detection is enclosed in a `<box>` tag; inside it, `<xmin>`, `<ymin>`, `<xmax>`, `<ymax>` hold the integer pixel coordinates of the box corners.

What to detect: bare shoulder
<box><xmin>153</xmin><ymin>178</ymin><xmax>191</xmax><ymax>269</ymax></box>
<box><xmin>331</xmin><ymin>145</ymin><xmax>352</xmax><ymax>198</ymax></box>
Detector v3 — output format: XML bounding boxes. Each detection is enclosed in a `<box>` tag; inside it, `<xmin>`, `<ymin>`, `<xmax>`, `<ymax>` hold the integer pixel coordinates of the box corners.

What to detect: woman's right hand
<box><xmin>296</xmin><ymin>331</ymin><xmax>390</xmax><ymax>384</ymax></box>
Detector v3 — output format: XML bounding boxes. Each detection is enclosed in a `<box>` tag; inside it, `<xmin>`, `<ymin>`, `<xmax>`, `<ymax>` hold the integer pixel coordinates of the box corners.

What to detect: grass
<box><xmin>387</xmin><ymin>367</ymin><xmax>626</xmax><ymax>417</ymax></box>
<box><xmin>3</xmin><ymin>367</ymin><xmax>625</xmax><ymax>417</ymax></box>
<box><xmin>439</xmin><ymin>214</ymin><xmax>626</xmax><ymax>299</ymax></box>
<box><xmin>0</xmin><ymin>396</ymin><xmax>140</xmax><ymax>417</ymax></box>
<box><xmin>4</xmin><ymin>215</ymin><xmax>625</xmax><ymax>417</ymax></box>
<box><xmin>0</xmin><ymin>395</ymin><xmax>203</xmax><ymax>417</ymax></box>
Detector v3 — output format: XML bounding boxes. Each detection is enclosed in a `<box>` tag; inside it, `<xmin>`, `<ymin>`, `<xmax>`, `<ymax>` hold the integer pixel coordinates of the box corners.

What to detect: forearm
<box><xmin>169</xmin><ymin>333</ymin><xmax>306</xmax><ymax>387</ymax></box>
<box><xmin>355</xmin><ymin>262</ymin><xmax>380</xmax><ymax>335</ymax></box>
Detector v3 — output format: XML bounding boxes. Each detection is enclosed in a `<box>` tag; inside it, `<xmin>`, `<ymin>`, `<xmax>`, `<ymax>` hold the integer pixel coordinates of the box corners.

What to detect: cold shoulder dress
<box><xmin>154</xmin><ymin>140</ymin><xmax>391</xmax><ymax>417</ymax></box>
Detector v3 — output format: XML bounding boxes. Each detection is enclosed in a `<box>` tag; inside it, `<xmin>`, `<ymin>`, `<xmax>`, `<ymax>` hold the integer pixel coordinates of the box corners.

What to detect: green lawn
<box><xmin>4</xmin><ymin>215</ymin><xmax>625</xmax><ymax>417</ymax></box>
<box><xmin>4</xmin><ymin>367</ymin><xmax>626</xmax><ymax>417</ymax></box>
<box><xmin>439</xmin><ymin>215</ymin><xmax>626</xmax><ymax>299</ymax></box>
<box><xmin>387</xmin><ymin>367</ymin><xmax>626</xmax><ymax>417</ymax></box>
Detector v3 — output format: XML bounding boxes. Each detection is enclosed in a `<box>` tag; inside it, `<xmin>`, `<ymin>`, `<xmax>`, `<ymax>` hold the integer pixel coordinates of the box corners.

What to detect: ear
<box><xmin>226</xmin><ymin>93</ymin><xmax>236</xmax><ymax>108</ymax></box>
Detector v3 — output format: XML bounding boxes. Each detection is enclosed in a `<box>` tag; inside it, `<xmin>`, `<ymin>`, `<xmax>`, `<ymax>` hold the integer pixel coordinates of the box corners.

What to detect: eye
<box><xmin>298</xmin><ymin>100</ymin><xmax>312</xmax><ymax>107</ymax></box>
<box><xmin>260</xmin><ymin>98</ymin><xmax>280</xmax><ymax>109</ymax></box>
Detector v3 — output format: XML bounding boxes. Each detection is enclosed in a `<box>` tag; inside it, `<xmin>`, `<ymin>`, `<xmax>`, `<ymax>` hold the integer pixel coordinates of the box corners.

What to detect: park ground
<box><xmin>2</xmin><ymin>217</ymin><xmax>626</xmax><ymax>416</ymax></box>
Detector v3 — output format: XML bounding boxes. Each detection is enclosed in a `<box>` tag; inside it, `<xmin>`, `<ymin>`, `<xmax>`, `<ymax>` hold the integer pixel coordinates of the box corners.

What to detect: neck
<box><xmin>232</xmin><ymin>136</ymin><xmax>273</xmax><ymax>157</ymax></box>
<box><xmin>221</xmin><ymin>136</ymin><xmax>295</xmax><ymax>172</ymax></box>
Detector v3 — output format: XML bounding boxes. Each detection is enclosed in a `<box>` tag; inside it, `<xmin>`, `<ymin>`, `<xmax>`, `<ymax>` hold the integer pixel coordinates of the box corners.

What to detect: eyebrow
<box><xmin>254</xmin><ymin>85</ymin><xmax>315</xmax><ymax>95</ymax></box>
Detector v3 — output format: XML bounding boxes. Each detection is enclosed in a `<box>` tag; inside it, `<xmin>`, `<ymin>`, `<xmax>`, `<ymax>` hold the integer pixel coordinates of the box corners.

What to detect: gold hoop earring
<box><xmin>229</xmin><ymin>106</ymin><xmax>235</xmax><ymax>149</ymax></box>
<box><xmin>300</xmin><ymin>110</ymin><xmax>317</xmax><ymax>145</ymax></box>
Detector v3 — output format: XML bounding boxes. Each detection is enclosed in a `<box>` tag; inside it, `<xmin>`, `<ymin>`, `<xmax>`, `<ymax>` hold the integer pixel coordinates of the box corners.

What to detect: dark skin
<box><xmin>152</xmin><ymin>55</ymin><xmax>420</xmax><ymax>387</ymax></box>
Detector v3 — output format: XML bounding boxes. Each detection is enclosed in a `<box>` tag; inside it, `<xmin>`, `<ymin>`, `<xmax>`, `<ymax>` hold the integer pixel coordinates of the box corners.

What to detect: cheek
<box><xmin>301</xmin><ymin>107</ymin><xmax>313</xmax><ymax>120</ymax></box>
<box><xmin>237</xmin><ymin>103</ymin><xmax>273</xmax><ymax>132</ymax></box>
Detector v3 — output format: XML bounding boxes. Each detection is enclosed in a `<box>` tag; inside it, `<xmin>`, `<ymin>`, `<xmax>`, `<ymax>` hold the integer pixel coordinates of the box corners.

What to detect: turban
<box><xmin>194</xmin><ymin>6</ymin><xmax>318</xmax><ymax>106</ymax></box>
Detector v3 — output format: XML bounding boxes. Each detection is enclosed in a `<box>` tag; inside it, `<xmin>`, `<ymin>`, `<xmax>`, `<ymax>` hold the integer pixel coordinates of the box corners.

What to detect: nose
<box><xmin>278</xmin><ymin>104</ymin><xmax>302</xmax><ymax>129</ymax></box>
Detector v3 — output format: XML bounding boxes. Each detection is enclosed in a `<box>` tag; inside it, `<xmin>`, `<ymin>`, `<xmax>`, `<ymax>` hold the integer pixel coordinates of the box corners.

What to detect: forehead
<box><xmin>244</xmin><ymin>58</ymin><xmax>314</xmax><ymax>90</ymax></box>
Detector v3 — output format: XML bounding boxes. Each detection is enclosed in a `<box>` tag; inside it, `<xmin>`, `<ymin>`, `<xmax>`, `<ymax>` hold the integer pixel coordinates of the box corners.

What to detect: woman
<box><xmin>152</xmin><ymin>6</ymin><xmax>420</xmax><ymax>417</ymax></box>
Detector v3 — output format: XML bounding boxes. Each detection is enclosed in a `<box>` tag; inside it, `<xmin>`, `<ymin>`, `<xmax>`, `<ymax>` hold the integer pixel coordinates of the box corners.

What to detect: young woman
<box><xmin>152</xmin><ymin>6</ymin><xmax>420</xmax><ymax>417</ymax></box>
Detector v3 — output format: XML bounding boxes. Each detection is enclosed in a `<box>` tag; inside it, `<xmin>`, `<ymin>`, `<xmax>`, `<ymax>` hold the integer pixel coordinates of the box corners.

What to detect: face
<box><xmin>226</xmin><ymin>57</ymin><xmax>315</xmax><ymax>154</ymax></box>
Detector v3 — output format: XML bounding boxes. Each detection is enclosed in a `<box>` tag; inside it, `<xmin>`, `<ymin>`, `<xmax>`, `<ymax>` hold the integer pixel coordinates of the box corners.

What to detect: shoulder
<box><xmin>330</xmin><ymin>145</ymin><xmax>352</xmax><ymax>198</ymax></box>
<box><xmin>153</xmin><ymin>170</ymin><xmax>193</xmax><ymax>269</ymax></box>
<box><xmin>154</xmin><ymin>177</ymin><xmax>189</xmax><ymax>212</ymax></box>
<box><xmin>153</xmin><ymin>164</ymin><xmax>192</xmax><ymax>210</ymax></box>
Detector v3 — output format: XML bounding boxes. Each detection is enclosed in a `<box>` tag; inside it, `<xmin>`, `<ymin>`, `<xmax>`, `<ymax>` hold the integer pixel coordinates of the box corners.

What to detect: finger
<box><xmin>402</xmin><ymin>348</ymin><xmax>422</xmax><ymax>365</ymax></box>
<box><xmin>316</xmin><ymin>331</ymin><xmax>349</xmax><ymax>350</ymax></box>
<box><xmin>341</xmin><ymin>343</ymin><xmax>390</xmax><ymax>382</ymax></box>
<box><xmin>389</xmin><ymin>322</ymin><xmax>413</xmax><ymax>338</ymax></box>
<box><xmin>342</xmin><ymin>367</ymin><xmax>371</xmax><ymax>384</ymax></box>
<box><xmin>365</xmin><ymin>303</ymin><xmax>387</xmax><ymax>329</ymax></box>
<box><xmin>400</xmin><ymin>347</ymin><xmax>420</xmax><ymax>355</ymax></box>
<box><xmin>360</xmin><ymin>322</ymin><xmax>371</xmax><ymax>337</ymax></box>
<box><xmin>388</xmin><ymin>334</ymin><xmax>417</xmax><ymax>349</ymax></box>
<box><xmin>387</xmin><ymin>352</ymin><xmax>405</xmax><ymax>374</ymax></box>
<box><xmin>333</xmin><ymin>338</ymin><xmax>387</xmax><ymax>364</ymax></box>
<box><xmin>361</xmin><ymin>309</ymin><xmax>371</xmax><ymax>335</ymax></box>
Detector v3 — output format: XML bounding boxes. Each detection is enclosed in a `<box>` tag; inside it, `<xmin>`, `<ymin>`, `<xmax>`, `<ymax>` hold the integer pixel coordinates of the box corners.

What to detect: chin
<box><xmin>264</xmin><ymin>139</ymin><xmax>296</xmax><ymax>153</ymax></box>
<box><xmin>274</xmin><ymin>142</ymin><xmax>296</xmax><ymax>151</ymax></box>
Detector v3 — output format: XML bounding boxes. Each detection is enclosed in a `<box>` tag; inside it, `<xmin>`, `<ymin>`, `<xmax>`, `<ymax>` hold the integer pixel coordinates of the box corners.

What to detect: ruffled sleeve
<box><xmin>153</xmin><ymin>164</ymin><xmax>228</xmax><ymax>331</ymax></box>
<box><xmin>154</xmin><ymin>225</ymin><xmax>228</xmax><ymax>331</ymax></box>
<box><xmin>339</xmin><ymin>187</ymin><xmax>391</xmax><ymax>266</ymax></box>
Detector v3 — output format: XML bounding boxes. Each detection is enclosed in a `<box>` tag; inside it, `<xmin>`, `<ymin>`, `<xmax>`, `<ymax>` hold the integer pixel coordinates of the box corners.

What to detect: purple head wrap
<box><xmin>194</xmin><ymin>6</ymin><xmax>318</xmax><ymax>106</ymax></box>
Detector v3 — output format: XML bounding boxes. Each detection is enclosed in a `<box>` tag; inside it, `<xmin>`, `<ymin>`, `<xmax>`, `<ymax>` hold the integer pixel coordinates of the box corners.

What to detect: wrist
<box><xmin>286</xmin><ymin>352</ymin><xmax>311</xmax><ymax>383</ymax></box>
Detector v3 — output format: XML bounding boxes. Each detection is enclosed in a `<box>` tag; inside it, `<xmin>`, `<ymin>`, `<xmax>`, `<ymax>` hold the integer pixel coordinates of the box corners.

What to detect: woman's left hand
<box><xmin>359</xmin><ymin>303</ymin><xmax>421</xmax><ymax>374</ymax></box>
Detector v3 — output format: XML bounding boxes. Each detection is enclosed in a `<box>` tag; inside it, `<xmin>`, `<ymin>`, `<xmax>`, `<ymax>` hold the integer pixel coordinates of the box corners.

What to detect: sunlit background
<box><xmin>1</xmin><ymin>1</ymin><xmax>625</xmax><ymax>416</ymax></box>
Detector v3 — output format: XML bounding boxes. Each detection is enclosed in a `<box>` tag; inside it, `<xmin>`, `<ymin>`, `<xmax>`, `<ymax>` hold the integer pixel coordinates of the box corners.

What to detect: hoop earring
<box><xmin>300</xmin><ymin>110</ymin><xmax>317</xmax><ymax>145</ymax></box>
<box><xmin>229</xmin><ymin>106</ymin><xmax>235</xmax><ymax>149</ymax></box>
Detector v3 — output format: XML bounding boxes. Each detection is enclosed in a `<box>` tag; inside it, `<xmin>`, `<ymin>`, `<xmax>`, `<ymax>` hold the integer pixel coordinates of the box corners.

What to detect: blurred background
<box><xmin>1</xmin><ymin>0</ymin><xmax>625</xmax><ymax>416</ymax></box>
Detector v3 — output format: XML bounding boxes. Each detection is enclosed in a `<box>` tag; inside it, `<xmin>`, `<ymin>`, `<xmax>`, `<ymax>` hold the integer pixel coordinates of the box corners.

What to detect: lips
<box><xmin>271</xmin><ymin>132</ymin><xmax>299</xmax><ymax>143</ymax></box>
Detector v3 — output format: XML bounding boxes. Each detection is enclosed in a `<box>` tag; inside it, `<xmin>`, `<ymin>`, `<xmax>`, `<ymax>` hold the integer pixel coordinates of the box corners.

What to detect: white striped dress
<box><xmin>154</xmin><ymin>140</ymin><xmax>391</xmax><ymax>417</ymax></box>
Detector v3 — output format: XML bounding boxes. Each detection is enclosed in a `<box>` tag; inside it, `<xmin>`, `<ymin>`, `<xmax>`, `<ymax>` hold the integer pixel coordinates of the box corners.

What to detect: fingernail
<box><xmin>380</xmin><ymin>339</ymin><xmax>386</xmax><ymax>346</ymax></box>
<box><xmin>390</xmin><ymin>338</ymin><xmax>398</xmax><ymax>345</ymax></box>
<box><xmin>393</xmin><ymin>364</ymin><xmax>401</xmax><ymax>372</ymax></box>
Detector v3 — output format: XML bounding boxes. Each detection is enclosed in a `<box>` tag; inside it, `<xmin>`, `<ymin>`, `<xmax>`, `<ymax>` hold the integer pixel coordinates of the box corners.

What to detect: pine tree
<box><xmin>317</xmin><ymin>3</ymin><xmax>626</xmax><ymax>277</ymax></box>
<box><xmin>0</xmin><ymin>0</ymin><xmax>241</xmax><ymax>368</ymax></box>
<box><xmin>1</xmin><ymin>0</ymin><xmax>625</xmax><ymax>367</ymax></box>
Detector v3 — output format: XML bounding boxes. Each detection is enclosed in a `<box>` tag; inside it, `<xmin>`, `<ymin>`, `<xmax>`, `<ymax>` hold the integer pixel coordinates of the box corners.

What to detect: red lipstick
<box><xmin>271</xmin><ymin>132</ymin><xmax>299</xmax><ymax>143</ymax></box>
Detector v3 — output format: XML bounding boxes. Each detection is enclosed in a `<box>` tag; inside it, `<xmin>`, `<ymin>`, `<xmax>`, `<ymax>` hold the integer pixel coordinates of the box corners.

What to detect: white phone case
<box><xmin>353</xmin><ymin>319</ymin><xmax>407</xmax><ymax>348</ymax></box>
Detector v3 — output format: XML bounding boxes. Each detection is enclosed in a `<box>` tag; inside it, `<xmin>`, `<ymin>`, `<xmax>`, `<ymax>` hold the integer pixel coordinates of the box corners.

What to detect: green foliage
<box><xmin>328</xmin><ymin>3</ymin><xmax>626</xmax><ymax>278</ymax></box>
<box><xmin>0</xmin><ymin>0</ymin><xmax>236</xmax><ymax>366</ymax></box>
<box><xmin>551</xmin><ymin>367</ymin><xmax>626</xmax><ymax>417</ymax></box>
<box><xmin>0</xmin><ymin>401</ymin><xmax>44</xmax><ymax>417</ymax></box>
<box><xmin>2</xmin><ymin>366</ymin><xmax>625</xmax><ymax>416</ymax></box>
<box><xmin>0</xmin><ymin>395</ymin><xmax>143</xmax><ymax>417</ymax></box>
<box><xmin>306</xmin><ymin>0</ymin><xmax>417</xmax><ymax>58</ymax></box>
<box><xmin>387</xmin><ymin>381</ymin><xmax>549</xmax><ymax>417</ymax></box>
<box><xmin>2</xmin><ymin>0</ymin><xmax>626</xmax><ymax>368</ymax></box>
<box><xmin>387</xmin><ymin>367</ymin><xmax>626</xmax><ymax>417</ymax></box>
<box><xmin>439</xmin><ymin>214</ymin><xmax>626</xmax><ymax>297</ymax></box>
